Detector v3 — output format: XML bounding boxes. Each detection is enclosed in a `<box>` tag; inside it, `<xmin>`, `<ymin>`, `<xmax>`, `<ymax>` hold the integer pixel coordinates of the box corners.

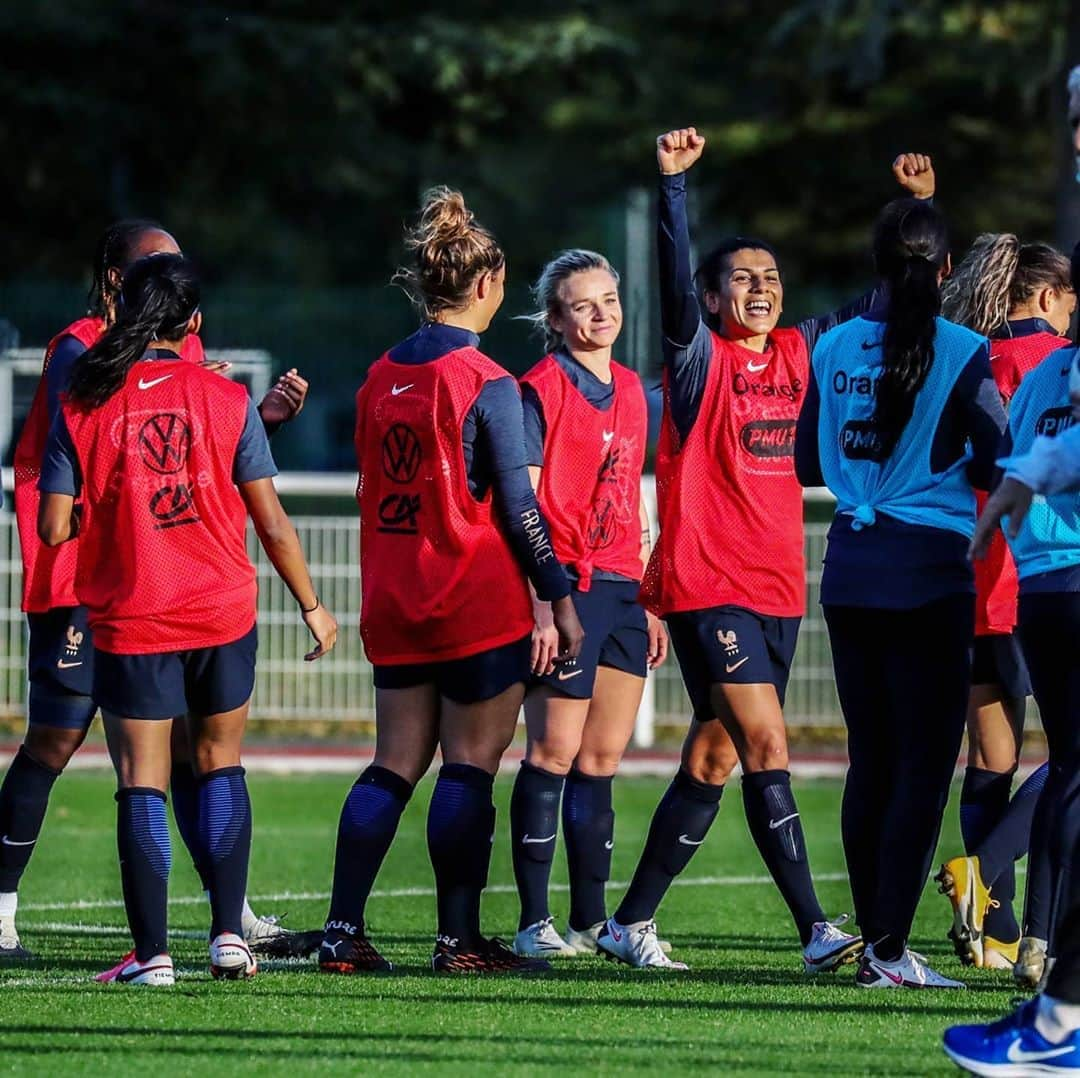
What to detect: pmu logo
<box><xmin>381</xmin><ymin>424</ymin><xmax>422</xmax><ymax>484</ymax></box>
<box><xmin>138</xmin><ymin>413</ymin><xmax>192</xmax><ymax>474</ymax></box>
<box><xmin>149</xmin><ymin>483</ymin><xmax>200</xmax><ymax>529</ymax></box>
<box><xmin>1035</xmin><ymin>406</ymin><xmax>1075</xmax><ymax>439</ymax></box>
<box><xmin>839</xmin><ymin>420</ymin><xmax>885</xmax><ymax>461</ymax></box>
<box><xmin>740</xmin><ymin>419</ymin><xmax>796</xmax><ymax>457</ymax></box>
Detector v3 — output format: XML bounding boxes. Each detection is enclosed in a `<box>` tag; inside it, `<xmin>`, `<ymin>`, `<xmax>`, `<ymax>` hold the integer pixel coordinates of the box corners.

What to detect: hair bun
<box><xmin>411</xmin><ymin>186</ymin><xmax>474</xmax><ymax>250</ymax></box>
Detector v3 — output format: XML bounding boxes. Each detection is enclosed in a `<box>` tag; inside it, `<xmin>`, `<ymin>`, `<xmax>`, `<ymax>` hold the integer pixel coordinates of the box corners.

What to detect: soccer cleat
<box><xmin>937</xmin><ymin>855</ymin><xmax>992</xmax><ymax>968</ymax></box>
<box><xmin>318</xmin><ymin>928</ymin><xmax>393</xmax><ymax>974</ymax></box>
<box><xmin>944</xmin><ymin>998</ymin><xmax>1080</xmax><ymax>1074</ymax></box>
<box><xmin>95</xmin><ymin>949</ymin><xmax>175</xmax><ymax>986</ymax></box>
<box><xmin>803</xmin><ymin>915</ymin><xmax>864</xmax><ymax>973</ymax></box>
<box><xmin>855</xmin><ymin>943</ymin><xmax>965</xmax><ymax>989</ymax></box>
<box><xmin>982</xmin><ymin>936</ymin><xmax>1020</xmax><ymax>972</ymax></box>
<box><xmin>565</xmin><ymin>921</ymin><xmax>673</xmax><ymax>956</ymax></box>
<box><xmin>596</xmin><ymin>917</ymin><xmax>688</xmax><ymax>970</ymax></box>
<box><xmin>431</xmin><ymin>934</ymin><xmax>552</xmax><ymax>974</ymax></box>
<box><xmin>244</xmin><ymin>913</ymin><xmax>323</xmax><ymax>959</ymax></box>
<box><xmin>209</xmin><ymin>932</ymin><xmax>257</xmax><ymax>980</ymax></box>
<box><xmin>512</xmin><ymin>917</ymin><xmax>577</xmax><ymax>958</ymax></box>
<box><xmin>1014</xmin><ymin>936</ymin><xmax>1049</xmax><ymax>990</ymax></box>
<box><xmin>0</xmin><ymin>915</ymin><xmax>33</xmax><ymax>960</ymax></box>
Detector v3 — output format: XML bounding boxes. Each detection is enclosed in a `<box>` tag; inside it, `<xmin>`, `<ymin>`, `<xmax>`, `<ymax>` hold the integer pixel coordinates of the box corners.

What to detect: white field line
<box><xmin>19</xmin><ymin>871</ymin><xmax>855</xmax><ymax>915</ymax></box>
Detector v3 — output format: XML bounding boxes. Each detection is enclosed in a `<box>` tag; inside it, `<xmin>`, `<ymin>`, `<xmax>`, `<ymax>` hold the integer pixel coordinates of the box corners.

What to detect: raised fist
<box><xmin>657</xmin><ymin>127</ymin><xmax>706</xmax><ymax>176</ymax></box>
<box><xmin>892</xmin><ymin>153</ymin><xmax>935</xmax><ymax>200</ymax></box>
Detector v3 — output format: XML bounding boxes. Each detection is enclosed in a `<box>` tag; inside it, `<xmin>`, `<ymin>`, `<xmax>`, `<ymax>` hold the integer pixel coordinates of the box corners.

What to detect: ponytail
<box><xmin>870</xmin><ymin>199</ymin><xmax>949</xmax><ymax>456</ymax></box>
<box><xmin>67</xmin><ymin>254</ymin><xmax>200</xmax><ymax>410</ymax></box>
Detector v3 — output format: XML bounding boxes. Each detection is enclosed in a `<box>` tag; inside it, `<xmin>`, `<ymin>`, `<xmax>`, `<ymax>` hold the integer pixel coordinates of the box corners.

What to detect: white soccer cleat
<box><xmin>95</xmin><ymin>949</ymin><xmax>175</xmax><ymax>986</ymax></box>
<box><xmin>210</xmin><ymin>932</ymin><xmax>258</xmax><ymax>980</ymax></box>
<box><xmin>803</xmin><ymin>915</ymin><xmax>864</xmax><ymax>973</ymax></box>
<box><xmin>565</xmin><ymin>920</ymin><xmax>673</xmax><ymax>956</ymax></box>
<box><xmin>0</xmin><ymin>914</ymin><xmax>33</xmax><ymax>960</ymax></box>
<box><xmin>512</xmin><ymin>918</ymin><xmax>578</xmax><ymax>958</ymax></box>
<box><xmin>597</xmin><ymin>917</ymin><xmax>688</xmax><ymax>970</ymax></box>
<box><xmin>855</xmin><ymin>944</ymin><xmax>965</xmax><ymax>989</ymax></box>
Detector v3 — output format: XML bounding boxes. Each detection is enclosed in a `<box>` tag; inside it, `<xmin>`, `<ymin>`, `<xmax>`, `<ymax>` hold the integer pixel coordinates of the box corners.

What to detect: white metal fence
<box><xmin>0</xmin><ymin>472</ymin><xmax>846</xmax><ymax>742</ymax></box>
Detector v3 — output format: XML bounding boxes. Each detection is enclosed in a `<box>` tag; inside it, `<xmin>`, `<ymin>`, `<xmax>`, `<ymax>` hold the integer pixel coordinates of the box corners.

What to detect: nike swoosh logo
<box><xmin>1</xmin><ymin>835</ymin><xmax>36</xmax><ymax>847</ymax></box>
<box><xmin>1007</xmin><ymin>1040</ymin><xmax>1076</xmax><ymax>1063</ymax></box>
<box><xmin>557</xmin><ymin>668</ymin><xmax>584</xmax><ymax>681</ymax></box>
<box><xmin>861</xmin><ymin>340</ymin><xmax>882</xmax><ymax>351</ymax></box>
<box><xmin>604</xmin><ymin>840</ymin><xmax>614</xmax><ymax>850</ymax></box>
<box><xmin>56</xmin><ymin>660</ymin><xmax>83</xmax><ymax>669</ymax></box>
<box><xmin>609</xmin><ymin>927</ymin><xmax>623</xmax><ymax>943</ymax></box>
<box><xmin>678</xmin><ymin>834</ymin><xmax>705</xmax><ymax>846</ymax></box>
<box><xmin>602</xmin><ymin>430</ymin><xmax>615</xmax><ymax>443</ymax></box>
<box><xmin>747</xmin><ymin>360</ymin><xmax>769</xmax><ymax>372</ymax></box>
<box><xmin>391</xmin><ymin>383</ymin><xmax>414</xmax><ymax>396</ymax></box>
<box><xmin>768</xmin><ymin>812</ymin><xmax>800</xmax><ymax>830</ymax></box>
<box><xmin>137</xmin><ymin>374</ymin><xmax>172</xmax><ymax>390</ymax></box>
<box><xmin>117</xmin><ymin>962</ymin><xmax>171</xmax><ymax>984</ymax></box>
<box><xmin>725</xmin><ymin>656</ymin><xmax>750</xmax><ymax>673</ymax></box>
<box><xmin>870</xmin><ymin>962</ymin><xmax>904</xmax><ymax>985</ymax></box>
<box><xmin>522</xmin><ymin>833</ymin><xmax>556</xmax><ymax>845</ymax></box>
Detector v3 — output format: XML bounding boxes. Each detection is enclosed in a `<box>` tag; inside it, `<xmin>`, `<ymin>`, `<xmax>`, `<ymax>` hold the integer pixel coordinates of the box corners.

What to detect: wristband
<box><xmin>300</xmin><ymin>597</ymin><xmax>320</xmax><ymax>614</ymax></box>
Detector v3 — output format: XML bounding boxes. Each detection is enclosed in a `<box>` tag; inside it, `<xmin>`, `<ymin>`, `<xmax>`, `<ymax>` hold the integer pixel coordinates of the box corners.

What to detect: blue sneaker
<box><xmin>943</xmin><ymin>998</ymin><xmax>1080</xmax><ymax>1074</ymax></box>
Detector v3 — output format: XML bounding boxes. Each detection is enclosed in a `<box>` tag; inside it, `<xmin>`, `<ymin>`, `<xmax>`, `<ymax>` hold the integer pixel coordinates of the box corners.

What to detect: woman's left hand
<box><xmin>259</xmin><ymin>369</ymin><xmax>309</xmax><ymax>426</ymax></box>
<box><xmin>646</xmin><ymin>611</ymin><xmax>668</xmax><ymax>669</ymax></box>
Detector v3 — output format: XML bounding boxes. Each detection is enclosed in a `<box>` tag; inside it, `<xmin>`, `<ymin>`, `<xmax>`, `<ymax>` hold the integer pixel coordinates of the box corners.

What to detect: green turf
<box><xmin>0</xmin><ymin>770</ymin><xmax>1018</xmax><ymax>1075</ymax></box>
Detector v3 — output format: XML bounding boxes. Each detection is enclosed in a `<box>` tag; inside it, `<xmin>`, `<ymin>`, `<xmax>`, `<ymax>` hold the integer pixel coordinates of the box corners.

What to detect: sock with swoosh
<box><xmin>742</xmin><ymin>769</ymin><xmax>825</xmax><ymax>946</ymax></box>
<box><xmin>325</xmin><ymin>765</ymin><xmax>414</xmax><ymax>934</ymax></box>
<box><xmin>614</xmin><ymin>769</ymin><xmax>723</xmax><ymax>926</ymax></box>
<box><xmin>0</xmin><ymin>747</ymin><xmax>62</xmax><ymax>892</ymax></box>
<box><xmin>511</xmin><ymin>761</ymin><xmax>564</xmax><ymax>931</ymax></box>
<box><xmin>428</xmin><ymin>763</ymin><xmax>496</xmax><ymax>947</ymax></box>
<box><xmin>563</xmin><ymin>769</ymin><xmax>615</xmax><ymax>931</ymax></box>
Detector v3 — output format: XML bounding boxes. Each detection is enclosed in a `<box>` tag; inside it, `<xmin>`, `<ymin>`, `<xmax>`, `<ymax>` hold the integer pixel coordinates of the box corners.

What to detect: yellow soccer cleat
<box><xmin>935</xmin><ymin>855</ymin><xmax>992</xmax><ymax>968</ymax></box>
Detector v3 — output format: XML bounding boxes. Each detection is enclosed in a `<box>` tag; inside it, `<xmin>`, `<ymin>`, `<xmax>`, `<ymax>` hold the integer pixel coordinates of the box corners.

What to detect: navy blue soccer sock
<box><xmin>563</xmin><ymin>769</ymin><xmax>615</xmax><ymax>931</ymax></box>
<box><xmin>116</xmin><ymin>787</ymin><xmax>171</xmax><ymax>961</ymax></box>
<box><xmin>427</xmin><ymin>763</ymin><xmax>495</xmax><ymax>947</ymax></box>
<box><xmin>614</xmin><ymin>769</ymin><xmax>723</xmax><ymax>926</ymax></box>
<box><xmin>326</xmin><ymin>765</ymin><xmax>414</xmax><ymax>935</ymax></box>
<box><xmin>978</xmin><ymin>763</ymin><xmax>1049</xmax><ymax>943</ymax></box>
<box><xmin>197</xmin><ymin>767</ymin><xmax>252</xmax><ymax>939</ymax></box>
<box><xmin>170</xmin><ymin>760</ymin><xmax>211</xmax><ymax>891</ymax></box>
<box><xmin>742</xmin><ymin>769</ymin><xmax>825</xmax><ymax>946</ymax></box>
<box><xmin>510</xmin><ymin>761</ymin><xmax>564</xmax><ymax>930</ymax></box>
<box><xmin>0</xmin><ymin>747</ymin><xmax>62</xmax><ymax>893</ymax></box>
<box><xmin>960</xmin><ymin>766</ymin><xmax>1013</xmax><ymax>854</ymax></box>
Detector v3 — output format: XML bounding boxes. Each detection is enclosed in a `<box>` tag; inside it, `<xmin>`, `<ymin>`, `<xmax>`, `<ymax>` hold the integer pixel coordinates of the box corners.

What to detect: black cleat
<box><xmin>319</xmin><ymin>928</ymin><xmax>393</xmax><ymax>974</ymax></box>
<box><xmin>244</xmin><ymin>913</ymin><xmax>324</xmax><ymax>959</ymax></box>
<box><xmin>431</xmin><ymin>934</ymin><xmax>552</xmax><ymax>975</ymax></box>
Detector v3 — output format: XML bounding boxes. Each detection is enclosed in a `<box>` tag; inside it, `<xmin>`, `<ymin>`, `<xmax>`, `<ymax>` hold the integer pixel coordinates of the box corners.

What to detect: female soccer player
<box><xmin>320</xmin><ymin>187</ymin><xmax>583</xmax><ymax>976</ymax></box>
<box><xmin>0</xmin><ymin>219</ymin><xmax>312</xmax><ymax>961</ymax></box>
<box><xmin>935</xmin><ymin>235</ymin><xmax>1073</xmax><ymax>976</ymax></box>
<box><xmin>795</xmin><ymin>198</ymin><xmax>1007</xmax><ymax>989</ymax></box>
<box><xmin>36</xmin><ymin>253</ymin><xmax>337</xmax><ymax>985</ymax></box>
<box><xmin>508</xmin><ymin>249</ymin><xmax>667</xmax><ymax>959</ymax></box>
<box><xmin>597</xmin><ymin>128</ymin><xmax>927</xmax><ymax>972</ymax></box>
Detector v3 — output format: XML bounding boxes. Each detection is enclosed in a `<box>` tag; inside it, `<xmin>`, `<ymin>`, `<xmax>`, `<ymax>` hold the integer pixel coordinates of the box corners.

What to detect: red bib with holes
<box><xmin>521</xmin><ymin>354</ymin><xmax>646</xmax><ymax>590</ymax></box>
<box><xmin>355</xmin><ymin>348</ymin><xmax>533</xmax><ymax>665</ymax></box>
<box><xmin>641</xmin><ymin>327</ymin><xmax>807</xmax><ymax>618</ymax></box>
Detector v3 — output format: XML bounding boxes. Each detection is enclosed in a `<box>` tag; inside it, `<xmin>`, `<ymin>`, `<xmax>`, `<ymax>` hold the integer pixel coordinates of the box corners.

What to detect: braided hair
<box><xmin>86</xmin><ymin>218</ymin><xmax>171</xmax><ymax>319</ymax></box>
<box><xmin>68</xmin><ymin>254</ymin><xmax>200</xmax><ymax>410</ymax></box>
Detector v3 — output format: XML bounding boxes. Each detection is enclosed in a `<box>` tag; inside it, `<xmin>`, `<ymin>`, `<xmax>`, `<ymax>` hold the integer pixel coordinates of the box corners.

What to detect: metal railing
<box><xmin>0</xmin><ymin>471</ymin><xmax>846</xmax><ymax>742</ymax></box>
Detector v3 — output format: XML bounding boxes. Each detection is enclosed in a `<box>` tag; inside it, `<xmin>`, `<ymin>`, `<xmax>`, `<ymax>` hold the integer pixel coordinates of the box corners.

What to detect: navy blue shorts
<box><xmin>373</xmin><ymin>633</ymin><xmax>531</xmax><ymax>705</ymax></box>
<box><xmin>531</xmin><ymin>579</ymin><xmax>648</xmax><ymax>699</ymax></box>
<box><xmin>27</xmin><ymin>605</ymin><xmax>94</xmax><ymax>699</ymax></box>
<box><xmin>971</xmin><ymin>632</ymin><xmax>1031</xmax><ymax>700</ymax></box>
<box><xmin>666</xmin><ymin>605</ymin><xmax>801</xmax><ymax>721</ymax></box>
<box><xmin>93</xmin><ymin>624</ymin><xmax>258</xmax><ymax>720</ymax></box>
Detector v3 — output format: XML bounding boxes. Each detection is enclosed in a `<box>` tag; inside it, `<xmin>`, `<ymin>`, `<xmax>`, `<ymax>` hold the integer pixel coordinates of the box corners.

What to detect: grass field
<box><xmin>0</xmin><ymin>770</ymin><xmax>1019</xmax><ymax>1075</ymax></box>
